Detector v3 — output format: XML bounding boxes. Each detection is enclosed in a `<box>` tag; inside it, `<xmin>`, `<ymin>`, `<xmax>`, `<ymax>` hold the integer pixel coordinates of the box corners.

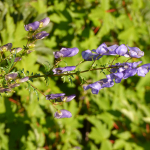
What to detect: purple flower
<box><xmin>61</xmin><ymin>94</ymin><xmax>76</xmax><ymax>102</ymax></box>
<box><xmin>137</xmin><ymin>67</ymin><xmax>148</xmax><ymax>77</ymax></box>
<box><xmin>5</xmin><ymin>72</ymin><xmax>18</xmax><ymax>81</ymax></box>
<box><xmin>128</xmin><ymin>46</ymin><xmax>144</xmax><ymax>58</ymax></box>
<box><xmin>54</xmin><ymin>109</ymin><xmax>72</xmax><ymax>119</ymax></box>
<box><xmin>46</xmin><ymin>93</ymin><xmax>65</xmax><ymax>100</ymax></box>
<box><xmin>0</xmin><ymin>43</ymin><xmax>12</xmax><ymax>52</ymax></box>
<box><xmin>115</xmin><ymin>44</ymin><xmax>128</xmax><ymax>56</ymax></box>
<box><xmin>0</xmin><ymin>88</ymin><xmax>11</xmax><ymax>93</ymax></box>
<box><xmin>96</xmin><ymin>43</ymin><xmax>108</xmax><ymax>55</ymax></box>
<box><xmin>24</xmin><ymin>21</ymin><xmax>40</xmax><ymax>31</ymax></box>
<box><xmin>98</xmin><ymin>78</ymin><xmax>114</xmax><ymax>88</ymax></box>
<box><xmin>39</xmin><ymin>17</ymin><xmax>50</xmax><ymax>27</ymax></box>
<box><xmin>53</xmin><ymin>47</ymin><xmax>79</xmax><ymax>58</ymax></box>
<box><xmin>83</xmin><ymin>82</ymin><xmax>101</xmax><ymax>94</ymax></box>
<box><xmin>35</xmin><ymin>31</ymin><xmax>49</xmax><ymax>39</ymax></box>
<box><xmin>106</xmin><ymin>72</ymin><xmax>123</xmax><ymax>83</ymax></box>
<box><xmin>105</xmin><ymin>44</ymin><xmax>119</xmax><ymax>55</ymax></box>
<box><xmin>16</xmin><ymin>77</ymin><xmax>29</xmax><ymax>83</ymax></box>
<box><xmin>82</xmin><ymin>50</ymin><xmax>102</xmax><ymax>61</ymax></box>
<box><xmin>123</xmin><ymin>68</ymin><xmax>137</xmax><ymax>79</ymax></box>
<box><xmin>14</xmin><ymin>57</ymin><xmax>22</xmax><ymax>62</ymax></box>
<box><xmin>140</xmin><ymin>63</ymin><xmax>150</xmax><ymax>71</ymax></box>
<box><xmin>53</xmin><ymin>66</ymin><xmax>76</xmax><ymax>74</ymax></box>
<box><xmin>11</xmin><ymin>47</ymin><xmax>22</xmax><ymax>53</ymax></box>
<box><xmin>9</xmin><ymin>83</ymin><xmax>20</xmax><ymax>88</ymax></box>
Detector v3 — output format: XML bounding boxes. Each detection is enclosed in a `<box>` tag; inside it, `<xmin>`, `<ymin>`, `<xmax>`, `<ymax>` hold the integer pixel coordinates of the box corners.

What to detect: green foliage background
<box><xmin>0</xmin><ymin>0</ymin><xmax>150</xmax><ymax>149</ymax></box>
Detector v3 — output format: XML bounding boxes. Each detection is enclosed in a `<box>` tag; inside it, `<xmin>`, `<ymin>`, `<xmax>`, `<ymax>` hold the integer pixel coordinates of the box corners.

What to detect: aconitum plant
<box><xmin>0</xmin><ymin>17</ymin><xmax>150</xmax><ymax>119</ymax></box>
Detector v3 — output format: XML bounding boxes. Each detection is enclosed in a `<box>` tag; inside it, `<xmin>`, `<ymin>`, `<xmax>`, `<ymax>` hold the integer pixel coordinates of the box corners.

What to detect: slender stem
<box><xmin>50</xmin><ymin>58</ymin><xmax>64</xmax><ymax>71</ymax></box>
<box><xmin>30</xmin><ymin>83</ymin><xmax>46</xmax><ymax>96</ymax></box>
<box><xmin>89</xmin><ymin>55</ymin><xmax>101</xmax><ymax>70</ymax></box>
<box><xmin>76</xmin><ymin>60</ymin><xmax>85</xmax><ymax>67</ymax></box>
<box><xmin>28</xmin><ymin>65</ymin><xmax>122</xmax><ymax>79</ymax></box>
<box><xmin>125</xmin><ymin>58</ymin><xmax>132</xmax><ymax>62</ymax></box>
<box><xmin>30</xmin><ymin>83</ymin><xmax>58</xmax><ymax>110</ymax></box>
<box><xmin>111</xmin><ymin>56</ymin><xmax>120</xmax><ymax>66</ymax></box>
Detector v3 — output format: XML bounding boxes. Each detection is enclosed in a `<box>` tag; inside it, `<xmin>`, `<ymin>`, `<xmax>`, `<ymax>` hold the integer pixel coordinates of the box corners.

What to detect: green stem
<box><xmin>28</xmin><ymin>65</ymin><xmax>122</xmax><ymax>79</ymax></box>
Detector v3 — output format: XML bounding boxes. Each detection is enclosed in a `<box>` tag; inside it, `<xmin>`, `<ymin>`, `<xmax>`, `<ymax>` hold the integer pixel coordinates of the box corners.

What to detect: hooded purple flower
<box><xmin>14</xmin><ymin>57</ymin><xmax>22</xmax><ymax>62</ymax></box>
<box><xmin>53</xmin><ymin>66</ymin><xmax>76</xmax><ymax>74</ymax></box>
<box><xmin>128</xmin><ymin>46</ymin><xmax>144</xmax><ymax>58</ymax></box>
<box><xmin>83</xmin><ymin>82</ymin><xmax>101</xmax><ymax>94</ymax></box>
<box><xmin>54</xmin><ymin>109</ymin><xmax>72</xmax><ymax>119</ymax></box>
<box><xmin>9</xmin><ymin>83</ymin><xmax>20</xmax><ymax>88</ymax></box>
<box><xmin>5</xmin><ymin>72</ymin><xmax>18</xmax><ymax>81</ymax></box>
<box><xmin>61</xmin><ymin>94</ymin><xmax>76</xmax><ymax>102</ymax></box>
<box><xmin>115</xmin><ymin>44</ymin><xmax>128</xmax><ymax>56</ymax></box>
<box><xmin>103</xmin><ymin>44</ymin><xmax>119</xmax><ymax>55</ymax></box>
<box><xmin>137</xmin><ymin>67</ymin><xmax>148</xmax><ymax>77</ymax></box>
<box><xmin>96</xmin><ymin>43</ymin><xmax>108</xmax><ymax>55</ymax></box>
<box><xmin>140</xmin><ymin>63</ymin><xmax>150</xmax><ymax>71</ymax></box>
<box><xmin>0</xmin><ymin>88</ymin><xmax>11</xmax><ymax>93</ymax></box>
<box><xmin>46</xmin><ymin>93</ymin><xmax>65</xmax><ymax>100</ymax></box>
<box><xmin>98</xmin><ymin>78</ymin><xmax>114</xmax><ymax>88</ymax></box>
<box><xmin>39</xmin><ymin>17</ymin><xmax>50</xmax><ymax>27</ymax></box>
<box><xmin>123</xmin><ymin>68</ymin><xmax>137</xmax><ymax>79</ymax></box>
<box><xmin>11</xmin><ymin>47</ymin><xmax>22</xmax><ymax>53</ymax></box>
<box><xmin>24</xmin><ymin>21</ymin><xmax>40</xmax><ymax>31</ymax></box>
<box><xmin>53</xmin><ymin>47</ymin><xmax>79</xmax><ymax>58</ymax></box>
<box><xmin>16</xmin><ymin>77</ymin><xmax>29</xmax><ymax>83</ymax></box>
<box><xmin>0</xmin><ymin>43</ymin><xmax>12</xmax><ymax>52</ymax></box>
<box><xmin>82</xmin><ymin>50</ymin><xmax>102</xmax><ymax>61</ymax></box>
<box><xmin>35</xmin><ymin>31</ymin><xmax>49</xmax><ymax>39</ymax></box>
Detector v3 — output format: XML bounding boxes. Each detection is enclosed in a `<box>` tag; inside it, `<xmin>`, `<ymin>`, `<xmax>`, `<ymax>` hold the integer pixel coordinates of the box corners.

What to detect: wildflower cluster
<box><xmin>0</xmin><ymin>17</ymin><xmax>150</xmax><ymax>119</ymax></box>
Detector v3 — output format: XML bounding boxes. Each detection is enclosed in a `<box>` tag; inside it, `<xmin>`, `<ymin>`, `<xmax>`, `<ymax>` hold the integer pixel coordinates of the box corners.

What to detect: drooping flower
<box><xmin>115</xmin><ymin>44</ymin><xmax>128</xmax><ymax>56</ymax></box>
<box><xmin>82</xmin><ymin>50</ymin><xmax>102</xmax><ymax>61</ymax></box>
<box><xmin>53</xmin><ymin>47</ymin><xmax>79</xmax><ymax>58</ymax></box>
<box><xmin>96</xmin><ymin>43</ymin><xmax>108</xmax><ymax>55</ymax></box>
<box><xmin>140</xmin><ymin>63</ymin><xmax>150</xmax><ymax>71</ymax></box>
<box><xmin>24</xmin><ymin>21</ymin><xmax>40</xmax><ymax>31</ymax></box>
<box><xmin>123</xmin><ymin>68</ymin><xmax>137</xmax><ymax>79</ymax></box>
<box><xmin>9</xmin><ymin>83</ymin><xmax>20</xmax><ymax>88</ymax></box>
<box><xmin>98</xmin><ymin>78</ymin><xmax>114</xmax><ymax>88</ymax></box>
<box><xmin>137</xmin><ymin>67</ymin><xmax>148</xmax><ymax>77</ymax></box>
<box><xmin>105</xmin><ymin>44</ymin><xmax>119</xmax><ymax>55</ymax></box>
<box><xmin>39</xmin><ymin>17</ymin><xmax>50</xmax><ymax>28</ymax></box>
<box><xmin>83</xmin><ymin>82</ymin><xmax>101</xmax><ymax>94</ymax></box>
<box><xmin>46</xmin><ymin>93</ymin><xmax>66</xmax><ymax>100</ymax></box>
<box><xmin>0</xmin><ymin>43</ymin><xmax>12</xmax><ymax>52</ymax></box>
<box><xmin>128</xmin><ymin>46</ymin><xmax>144</xmax><ymax>58</ymax></box>
<box><xmin>5</xmin><ymin>72</ymin><xmax>18</xmax><ymax>81</ymax></box>
<box><xmin>14</xmin><ymin>57</ymin><xmax>22</xmax><ymax>62</ymax></box>
<box><xmin>11</xmin><ymin>47</ymin><xmax>22</xmax><ymax>53</ymax></box>
<box><xmin>16</xmin><ymin>77</ymin><xmax>29</xmax><ymax>83</ymax></box>
<box><xmin>61</xmin><ymin>94</ymin><xmax>76</xmax><ymax>102</ymax></box>
<box><xmin>52</xmin><ymin>66</ymin><xmax>76</xmax><ymax>74</ymax></box>
<box><xmin>35</xmin><ymin>31</ymin><xmax>49</xmax><ymax>39</ymax></box>
<box><xmin>0</xmin><ymin>88</ymin><xmax>11</xmax><ymax>93</ymax></box>
<box><xmin>54</xmin><ymin>109</ymin><xmax>72</xmax><ymax>119</ymax></box>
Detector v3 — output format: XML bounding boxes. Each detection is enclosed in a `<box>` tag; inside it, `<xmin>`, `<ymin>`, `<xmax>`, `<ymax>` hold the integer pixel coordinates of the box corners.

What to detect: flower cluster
<box><xmin>46</xmin><ymin>93</ymin><xmax>76</xmax><ymax>118</ymax></box>
<box><xmin>0</xmin><ymin>72</ymin><xmax>29</xmax><ymax>93</ymax></box>
<box><xmin>83</xmin><ymin>43</ymin><xmax>149</xmax><ymax>94</ymax></box>
<box><xmin>82</xmin><ymin>43</ymin><xmax>144</xmax><ymax>61</ymax></box>
<box><xmin>1</xmin><ymin>17</ymin><xmax>150</xmax><ymax>119</ymax></box>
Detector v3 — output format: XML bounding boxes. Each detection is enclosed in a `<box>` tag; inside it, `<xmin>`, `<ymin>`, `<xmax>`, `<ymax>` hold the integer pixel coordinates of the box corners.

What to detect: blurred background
<box><xmin>0</xmin><ymin>0</ymin><xmax>150</xmax><ymax>149</ymax></box>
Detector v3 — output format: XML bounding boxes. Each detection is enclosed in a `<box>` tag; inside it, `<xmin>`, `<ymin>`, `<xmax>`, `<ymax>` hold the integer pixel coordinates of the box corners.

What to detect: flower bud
<box><xmin>11</xmin><ymin>47</ymin><xmax>22</xmax><ymax>53</ymax></box>
<box><xmin>5</xmin><ymin>72</ymin><xmax>18</xmax><ymax>81</ymax></box>
<box><xmin>28</xmin><ymin>43</ymin><xmax>35</xmax><ymax>49</ymax></box>
<box><xmin>9</xmin><ymin>83</ymin><xmax>20</xmax><ymax>88</ymax></box>
<box><xmin>0</xmin><ymin>43</ymin><xmax>12</xmax><ymax>52</ymax></box>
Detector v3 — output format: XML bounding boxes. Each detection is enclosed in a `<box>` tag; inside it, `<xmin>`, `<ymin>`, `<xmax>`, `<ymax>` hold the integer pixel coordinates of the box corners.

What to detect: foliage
<box><xmin>0</xmin><ymin>0</ymin><xmax>150</xmax><ymax>150</ymax></box>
